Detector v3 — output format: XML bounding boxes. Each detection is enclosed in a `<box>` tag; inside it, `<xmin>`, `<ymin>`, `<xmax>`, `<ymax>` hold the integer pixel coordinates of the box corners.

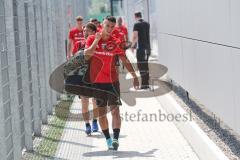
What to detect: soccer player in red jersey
<box><xmin>115</xmin><ymin>17</ymin><xmax>128</xmax><ymax>41</ymax></box>
<box><xmin>67</xmin><ymin>16</ymin><xmax>85</xmax><ymax>60</ymax></box>
<box><xmin>112</xmin><ymin>27</ymin><xmax>125</xmax><ymax>41</ymax></box>
<box><xmin>81</xmin><ymin>23</ymin><xmax>99</xmax><ymax>135</ymax></box>
<box><xmin>84</xmin><ymin>16</ymin><xmax>139</xmax><ymax>150</ymax></box>
<box><xmin>112</xmin><ymin>28</ymin><xmax>125</xmax><ymax>72</ymax></box>
<box><xmin>112</xmin><ymin>17</ymin><xmax>128</xmax><ymax>72</ymax></box>
<box><xmin>90</xmin><ymin>18</ymin><xmax>103</xmax><ymax>32</ymax></box>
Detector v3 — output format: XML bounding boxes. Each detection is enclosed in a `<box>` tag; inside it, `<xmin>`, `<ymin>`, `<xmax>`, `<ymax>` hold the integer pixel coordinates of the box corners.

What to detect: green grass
<box><xmin>23</xmin><ymin>100</ymin><xmax>72</xmax><ymax>160</ymax></box>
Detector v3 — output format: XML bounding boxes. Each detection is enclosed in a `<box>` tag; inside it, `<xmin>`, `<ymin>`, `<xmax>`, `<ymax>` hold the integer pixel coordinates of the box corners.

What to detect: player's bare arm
<box><xmin>119</xmin><ymin>54</ymin><xmax>139</xmax><ymax>89</ymax></box>
<box><xmin>84</xmin><ymin>32</ymin><xmax>102</xmax><ymax>60</ymax></box>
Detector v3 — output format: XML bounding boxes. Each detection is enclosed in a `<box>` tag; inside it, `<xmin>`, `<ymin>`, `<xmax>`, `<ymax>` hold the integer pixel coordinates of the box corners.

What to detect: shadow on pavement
<box><xmin>82</xmin><ymin>149</ymin><xmax>158</xmax><ymax>159</ymax></box>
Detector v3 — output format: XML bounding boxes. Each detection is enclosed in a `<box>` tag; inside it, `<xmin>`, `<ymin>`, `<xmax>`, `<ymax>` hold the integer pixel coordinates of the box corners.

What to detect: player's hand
<box><xmin>133</xmin><ymin>76</ymin><xmax>140</xmax><ymax>90</ymax></box>
<box><xmin>95</xmin><ymin>32</ymin><xmax>102</xmax><ymax>41</ymax></box>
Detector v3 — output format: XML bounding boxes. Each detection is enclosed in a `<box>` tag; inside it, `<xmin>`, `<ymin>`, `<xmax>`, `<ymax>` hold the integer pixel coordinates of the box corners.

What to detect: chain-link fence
<box><xmin>0</xmin><ymin>0</ymin><xmax>86</xmax><ymax>159</ymax></box>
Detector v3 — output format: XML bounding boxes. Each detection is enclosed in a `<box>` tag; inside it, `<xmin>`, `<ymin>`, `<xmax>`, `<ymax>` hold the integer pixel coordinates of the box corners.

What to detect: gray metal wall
<box><xmin>0</xmin><ymin>0</ymin><xmax>84</xmax><ymax>159</ymax></box>
<box><xmin>123</xmin><ymin>0</ymin><xmax>240</xmax><ymax>136</ymax></box>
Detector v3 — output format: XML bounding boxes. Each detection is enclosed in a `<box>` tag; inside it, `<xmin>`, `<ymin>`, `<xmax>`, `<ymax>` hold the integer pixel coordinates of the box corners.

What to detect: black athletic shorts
<box><xmin>93</xmin><ymin>81</ymin><xmax>122</xmax><ymax>107</ymax></box>
<box><xmin>65</xmin><ymin>75</ymin><xmax>93</xmax><ymax>97</ymax></box>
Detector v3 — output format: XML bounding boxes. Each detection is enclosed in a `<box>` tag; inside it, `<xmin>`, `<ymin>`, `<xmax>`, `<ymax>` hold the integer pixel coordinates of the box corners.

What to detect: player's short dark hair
<box><xmin>134</xmin><ymin>12</ymin><xmax>142</xmax><ymax>18</ymax></box>
<box><xmin>90</xmin><ymin>18</ymin><xmax>98</xmax><ymax>22</ymax></box>
<box><xmin>75</xmin><ymin>16</ymin><xmax>83</xmax><ymax>21</ymax></box>
<box><xmin>85</xmin><ymin>22</ymin><xmax>97</xmax><ymax>32</ymax></box>
<box><xmin>105</xmin><ymin>16</ymin><xmax>116</xmax><ymax>23</ymax></box>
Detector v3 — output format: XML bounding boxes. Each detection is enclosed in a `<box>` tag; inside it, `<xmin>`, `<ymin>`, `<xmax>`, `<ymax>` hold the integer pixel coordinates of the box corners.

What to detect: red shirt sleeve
<box><xmin>114</xmin><ymin>38</ymin><xmax>125</xmax><ymax>56</ymax></box>
<box><xmin>85</xmin><ymin>35</ymin><xmax>95</xmax><ymax>48</ymax></box>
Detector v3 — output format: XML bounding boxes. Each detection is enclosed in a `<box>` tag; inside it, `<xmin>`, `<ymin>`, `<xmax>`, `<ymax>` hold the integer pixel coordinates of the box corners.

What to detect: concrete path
<box><xmin>54</xmin><ymin>94</ymin><xmax>199</xmax><ymax>160</ymax></box>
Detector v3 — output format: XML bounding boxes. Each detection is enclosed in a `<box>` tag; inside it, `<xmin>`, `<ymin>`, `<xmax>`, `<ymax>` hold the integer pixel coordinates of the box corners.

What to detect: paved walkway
<box><xmin>54</xmin><ymin>52</ymin><xmax>199</xmax><ymax>160</ymax></box>
<box><xmin>54</xmin><ymin>94</ymin><xmax>199</xmax><ymax>160</ymax></box>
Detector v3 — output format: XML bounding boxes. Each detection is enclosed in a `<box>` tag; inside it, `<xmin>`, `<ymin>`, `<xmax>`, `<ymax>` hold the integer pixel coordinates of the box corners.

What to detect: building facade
<box><xmin>123</xmin><ymin>0</ymin><xmax>240</xmax><ymax>135</ymax></box>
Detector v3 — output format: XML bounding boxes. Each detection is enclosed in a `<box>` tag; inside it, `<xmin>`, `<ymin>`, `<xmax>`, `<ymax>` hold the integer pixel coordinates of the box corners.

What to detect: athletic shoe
<box><xmin>106</xmin><ymin>138</ymin><xmax>113</xmax><ymax>150</ymax></box>
<box><xmin>85</xmin><ymin>124</ymin><xmax>91</xmax><ymax>135</ymax></box>
<box><xmin>92</xmin><ymin>120</ymin><xmax>99</xmax><ymax>132</ymax></box>
<box><xmin>112</xmin><ymin>138</ymin><xmax>119</xmax><ymax>150</ymax></box>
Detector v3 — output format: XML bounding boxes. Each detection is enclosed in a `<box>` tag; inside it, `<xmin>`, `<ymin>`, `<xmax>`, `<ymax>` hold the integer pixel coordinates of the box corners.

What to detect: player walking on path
<box><xmin>84</xmin><ymin>16</ymin><xmax>139</xmax><ymax>150</ymax></box>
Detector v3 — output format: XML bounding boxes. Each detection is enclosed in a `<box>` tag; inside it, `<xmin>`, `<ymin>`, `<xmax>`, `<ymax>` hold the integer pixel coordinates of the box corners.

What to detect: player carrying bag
<box><xmin>64</xmin><ymin>49</ymin><xmax>94</xmax><ymax>97</ymax></box>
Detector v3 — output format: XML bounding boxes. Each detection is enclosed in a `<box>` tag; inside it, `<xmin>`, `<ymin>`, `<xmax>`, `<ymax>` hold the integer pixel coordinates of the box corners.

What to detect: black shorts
<box><xmin>93</xmin><ymin>81</ymin><xmax>122</xmax><ymax>107</ymax></box>
<box><xmin>65</xmin><ymin>75</ymin><xmax>94</xmax><ymax>97</ymax></box>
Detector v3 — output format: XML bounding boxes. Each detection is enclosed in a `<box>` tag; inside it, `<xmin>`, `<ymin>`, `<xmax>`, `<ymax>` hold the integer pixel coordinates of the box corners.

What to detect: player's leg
<box><xmin>110</xmin><ymin>105</ymin><xmax>121</xmax><ymax>150</ymax></box>
<box><xmin>81</xmin><ymin>96</ymin><xmax>91</xmax><ymax>135</ymax></box>
<box><xmin>94</xmin><ymin>84</ymin><xmax>113</xmax><ymax>150</ymax></box>
<box><xmin>109</xmin><ymin>82</ymin><xmax>122</xmax><ymax>150</ymax></box>
<box><xmin>92</xmin><ymin>98</ymin><xmax>99</xmax><ymax>132</ymax></box>
<box><xmin>136</xmin><ymin>49</ymin><xmax>149</xmax><ymax>89</ymax></box>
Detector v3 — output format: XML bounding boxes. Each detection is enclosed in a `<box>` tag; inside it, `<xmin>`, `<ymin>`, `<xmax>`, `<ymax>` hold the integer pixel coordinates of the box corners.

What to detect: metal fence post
<box><xmin>5</xmin><ymin>0</ymin><xmax>28</xmax><ymax>158</ymax></box>
<box><xmin>16</xmin><ymin>0</ymin><xmax>34</xmax><ymax>151</ymax></box>
<box><xmin>26</xmin><ymin>0</ymin><xmax>42</xmax><ymax>136</ymax></box>
<box><xmin>34</xmin><ymin>0</ymin><xmax>48</xmax><ymax>124</ymax></box>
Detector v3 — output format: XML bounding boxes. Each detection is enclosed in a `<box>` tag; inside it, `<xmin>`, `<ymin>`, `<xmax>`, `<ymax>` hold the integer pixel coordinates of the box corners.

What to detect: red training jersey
<box><xmin>112</xmin><ymin>28</ymin><xmax>125</xmax><ymax>41</ymax></box>
<box><xmin>68</xmin><ymin>27</ymin><xmax>85</xmax><ymax>54</ymax></box>
<box><xmin>115</xmin><ymin>25</ymin><xmax>128</xmax><ymax>39</ymax></box>
<box><xmin>97</xmin><ymin>25</ymin><xmax>103</xmax><ymax>32</ymax></box>
<box><xmin>112</xmin><ymin>28</ymin><xmax>125</xmax><ymax>54</ymax></box>
<box><xmin>85</xmin><ymin>35</ymin><xmax>124</xmax><ymax>83</ymax></box>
